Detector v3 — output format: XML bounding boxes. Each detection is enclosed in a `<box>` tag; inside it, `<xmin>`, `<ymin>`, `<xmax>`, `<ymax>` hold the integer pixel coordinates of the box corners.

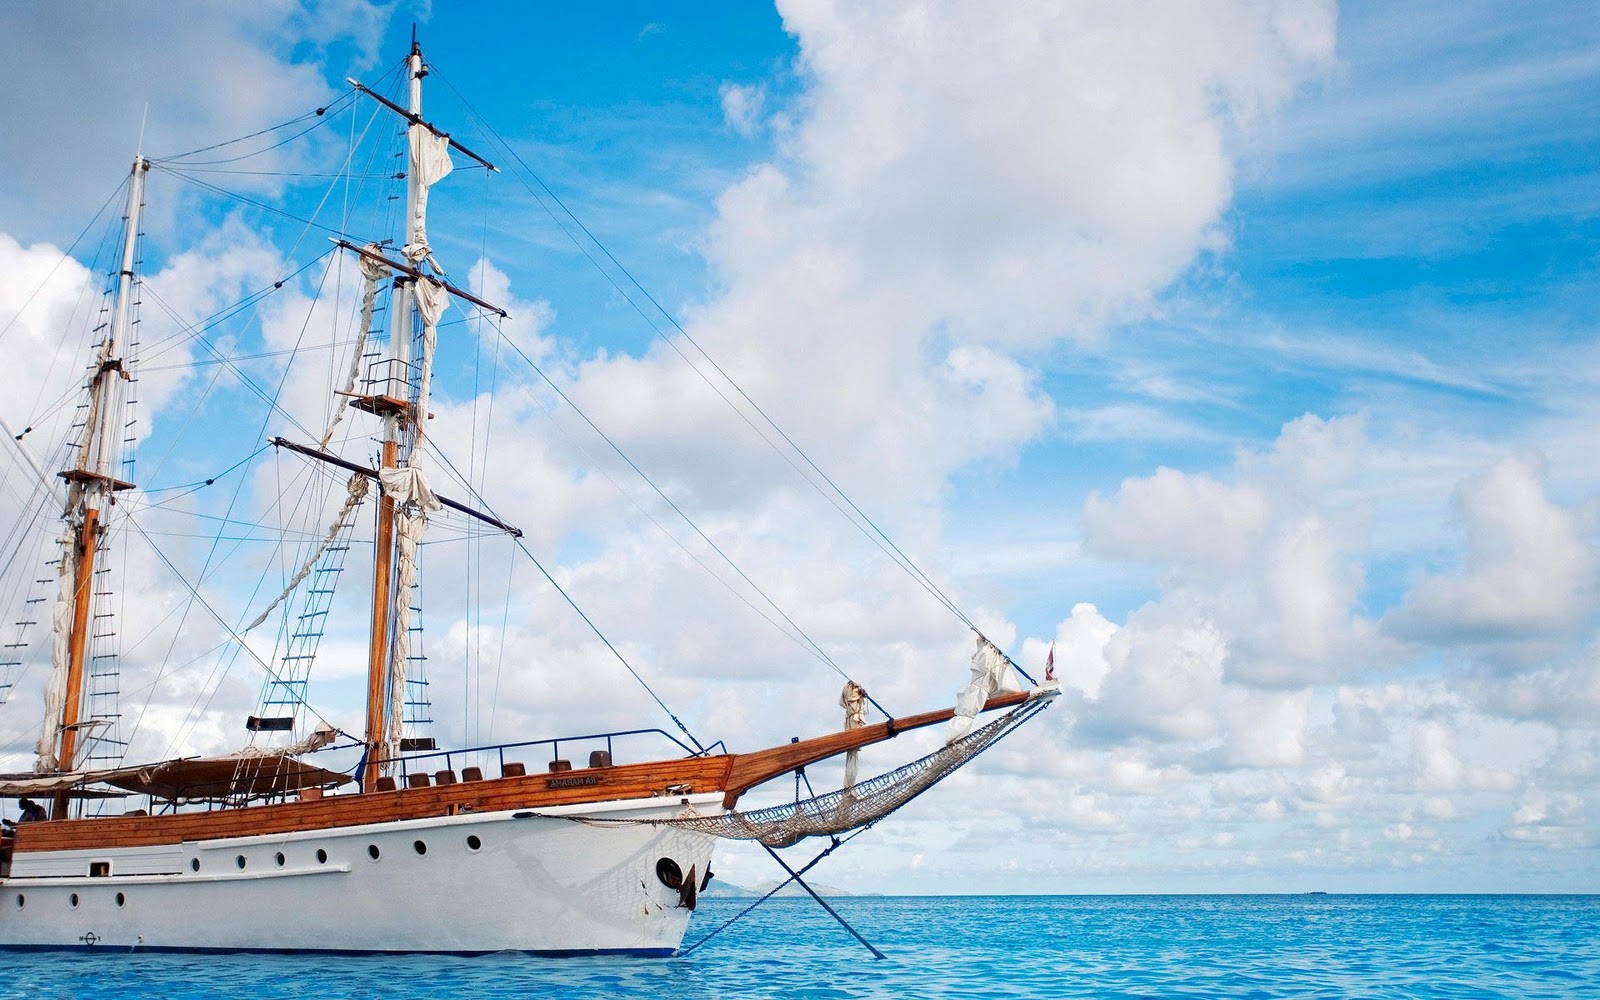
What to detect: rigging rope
<box><xmin>119</xmin><ymin>511</ymin><xmax>336</xmax><ymax>730</ymax></box>
<box><xmin>487</xmin><ymin>325</ymin><xmax>895</xmax><ymax>721</ymax></box>
<box><xmin>241</xmin><ymin>473</ymin><xmax>368</xmax><ymax>634</ymax></box>
<box><xmin>512</xmin><ymin>534</ymin><xmax>705</xmax><ymax>753</ymax></box>
<box><xmin>153</xmin><ymin>88</ymin><xmax>357</xmax><ymax>164</ymax></box>
<box><xmin>434</xmin><ymin>67</ymin><xmax>1031</xmax><ymax>684</ymax></box>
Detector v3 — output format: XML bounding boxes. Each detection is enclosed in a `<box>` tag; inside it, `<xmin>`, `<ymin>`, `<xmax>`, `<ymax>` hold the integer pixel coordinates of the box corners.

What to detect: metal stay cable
<box><xmin>0</xmin><ymin>176</ymin><xmax>126</xmax><ymax>349</ymax></box>
<box><xmin>153</xmin><ymin>87</ymin><xmax>360</xmax><ymax>165</ymax></box>
<box><xmin>486</xmin><ymin>323</ymin><xmax>896</xmax><ymax>721</ymax></box>
<box><xmin>118</xmin><ymin>510</ymin><xmax>335</xmax><ymax>729</ymax></box>
<box><xmin>152</xmin><ymin>167</ymin><xmax>353</xmax><ymax>239</ymax></box>
<box><xmin>434</xmin><ymin>70</ymin><xmax>993</xmax><ymax>649</ymax></box>
<box><xmin>511</xmin><ymin>534</ymin><xmax>705</xmax><ymax>754</ymax></box>
<box><xmin>407</xmin><ymin>433</ymin><xmax>722</xmax><ymax>744</ymax></box>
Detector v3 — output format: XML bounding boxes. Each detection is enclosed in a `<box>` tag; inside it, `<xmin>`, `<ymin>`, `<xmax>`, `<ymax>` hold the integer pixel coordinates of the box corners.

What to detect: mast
<box><xmin>44</xmin><ymin>155</ymin><xmax>148</xmax><ymax>815</ymax></box>
<box><xmin>362</xmin><ymin>39</ymin><xmax>426</xmax><ymax>791</ymax></box>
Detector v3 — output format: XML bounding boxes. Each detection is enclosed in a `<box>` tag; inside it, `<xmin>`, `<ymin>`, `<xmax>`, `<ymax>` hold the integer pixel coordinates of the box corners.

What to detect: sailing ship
<box><xmin>0</xmin><ymin>38</ymin><xmax>1056</xmax><ymax>954</ymax></box>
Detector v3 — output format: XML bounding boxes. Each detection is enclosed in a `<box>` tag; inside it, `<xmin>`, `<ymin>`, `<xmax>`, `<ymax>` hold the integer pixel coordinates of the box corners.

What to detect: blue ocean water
<box><xmin>6</xmin><ymin>895</ymin><xmax>1596</xmax><ymax>999</ymax></box>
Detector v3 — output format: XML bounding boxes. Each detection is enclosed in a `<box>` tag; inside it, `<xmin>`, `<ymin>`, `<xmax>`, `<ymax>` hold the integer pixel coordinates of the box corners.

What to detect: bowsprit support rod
<box><xmin>676</xmin><ymin>832</ymin><xmax>884</xmax><ymax>959</ymax></box>
<box><xmin>762</xmin><ymin>842</ymin><xmax>886</xmax><ymax>960</ymax></box>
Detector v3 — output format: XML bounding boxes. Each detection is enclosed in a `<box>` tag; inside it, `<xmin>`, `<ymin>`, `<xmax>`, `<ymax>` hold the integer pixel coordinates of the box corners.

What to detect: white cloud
<box><xmin>1082</xmin><ymin>413</ymin><xmax>1390</xmax><ymax>686</ymax></box>
<box><xmin>0</xmin><ymin>2</ymin><xmax>392</xmax><ymax>239</ymax></box>
<box><xmin>1386</xmin><ymin>453</ymin><xmax>1598</xmax><ymax>646</ymax></box>
<box><xmin>719</xmin><ymin>83</ymin><xmax>768</xmax><ymax>138</ymax></box>
<box><xmin>1025</xmin><ymin>602</ymin><xmax>1115</xmax><ymax>699</ymax></box>
<box><xmin>1467</xmin><ymin>652</ymin><xmax>1600</xmax><ymax>728</ymax></box>
<box><xmin>531</xmin><ymin>0</ymin><xmax>1338</xmax><ymax>537</ymax></box>
<box><xmin>468</xmin><ymin>258</ymin><xmax>555</xmax><ymax>363</ymax></box>
<box><xmin>1084</xmin><ymin>466</ymin><xmax>1270</xmax><ymax>572</ymax></box>
<box><xmin>1083</xmin><ymin>599</ymin><xmax>1226</xmax><ymax>744</ymax></box>
<box><xmin>1502</xmin><ymin>787</ymin><xmax>1592</xmax><ymax>848</ymax></box>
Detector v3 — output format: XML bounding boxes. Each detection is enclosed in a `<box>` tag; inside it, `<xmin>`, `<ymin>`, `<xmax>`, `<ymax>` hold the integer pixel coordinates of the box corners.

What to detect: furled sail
<box><xmin>840</xmin><ymin>680</ymin><xmax>868</xmax><ymax>790</ymax></box>
<box><xmin>35</xmin><ymin>522</ymin><xmax>78</xmax><ymax>773</ymax></box>
<box><xmin>382</xmin><ymin>463</ymin><xmax>441</xmax><ymax>765</ymax></box>
<box><xmin>402</xmin><ymin>125</ymin><xmax>453</xmax><ymax>272</ymax></box>
<box><xmin>320</xmin><ymin>245</ymin><xmax>392</xmax><ymax>450</ymax></box>
<box><xmin>945</xmin><ymin>635</ymin><xmax>1023</xmax><ymax>744</ymax></box>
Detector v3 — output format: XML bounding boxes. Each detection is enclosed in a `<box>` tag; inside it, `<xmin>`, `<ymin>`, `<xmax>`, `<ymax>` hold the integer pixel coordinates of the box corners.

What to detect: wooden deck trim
<box><xmin>15</xmin><ymin>757</ymin><xmax>732</xmax><ymax>853</ymax></box>
<box><xmin>13</xmin><ymin>690</ymin><xmax>1041</xmax><ymax>853</ymax></box>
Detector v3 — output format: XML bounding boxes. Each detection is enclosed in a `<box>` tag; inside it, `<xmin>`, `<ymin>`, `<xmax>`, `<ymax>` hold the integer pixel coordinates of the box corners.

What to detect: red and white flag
<box><xmin>1044</xmin><ymin>642</ymin><xmax>1055</xmax><ymax>682</ymax></box>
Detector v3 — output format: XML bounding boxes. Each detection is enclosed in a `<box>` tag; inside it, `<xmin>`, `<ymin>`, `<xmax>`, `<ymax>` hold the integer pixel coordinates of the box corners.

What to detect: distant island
<box><xmin>702</xmin><ymin>879</ymin><xmax>858</xmax><ymax>898</ymax></box>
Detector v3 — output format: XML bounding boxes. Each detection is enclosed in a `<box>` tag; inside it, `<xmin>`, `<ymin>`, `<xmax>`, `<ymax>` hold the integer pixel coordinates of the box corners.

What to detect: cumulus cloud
<box><xmin>1010</xmin><ymin>401</ymin><xmax>1600</xmax><ymax>886</ymax></box>
<box><xmin>0</xmin><ymin>233</ymin><xmax>103</xmax><ymax>459</ymax></box>
<box><xmin>1467</xmin><ymin>652</ymin><xmax>1600</xmax><ymax>728</ymax></box>
<box><xmin>1083</xmin><ymin>600</ymin><xmax>1227</xmax><ymax>744</ymax></box>
<box><xmin>545</xmin><ymin>0</ymin><xmax>1339</xmax><ymax>517</ymax></box>
<box><xmin>1083</xmin><ymin>413</ymin><xmax>1390</xmax><ymax>687</ymax></box>
<box><xmin>361</xmin><ymin>0</ymin><xmax>1342</xmax><ymax>804</ymax></box>
<box><xmin>1386</xmin><ymin>453</ymin><xmax>1598</xmax><ymax>646</ymax></box>
<box><xmin>1502</xmin><ymin>788</ymin><xmax>1592</xmax><ymax>848</ymax></box>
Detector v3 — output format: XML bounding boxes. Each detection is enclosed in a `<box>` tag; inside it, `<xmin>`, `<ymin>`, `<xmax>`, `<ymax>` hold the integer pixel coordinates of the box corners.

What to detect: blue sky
<box><xmin>1</xmin><ymin>1</ymin><xmax>1598</xmax><ymax>894</ymax></box>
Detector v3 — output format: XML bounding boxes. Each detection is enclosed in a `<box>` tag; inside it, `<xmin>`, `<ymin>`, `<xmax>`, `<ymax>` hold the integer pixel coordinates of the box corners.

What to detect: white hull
<box><xmin>0</xmin><ymin>793</ymin><xmax>721</xmax><ymax>954</ymax></box>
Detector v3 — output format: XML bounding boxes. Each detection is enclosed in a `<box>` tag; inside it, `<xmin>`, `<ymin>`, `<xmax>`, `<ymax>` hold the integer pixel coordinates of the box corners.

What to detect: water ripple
<box><xmin>3</xmin><ymin>894</ymin><xmax>1596</xmax><ymax>999</ymax></box>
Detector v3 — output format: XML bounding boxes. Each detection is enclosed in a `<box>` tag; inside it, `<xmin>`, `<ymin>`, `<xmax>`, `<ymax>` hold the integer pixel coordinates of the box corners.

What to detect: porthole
<box><xmin>655</xmin><ymin>857</ymin><xmax>684</xmax><ymax>890</ymax></box>
<box><xmin>413</xmin><ymin>840</ymin><xmax>427</xmax><ymax>856</ymax></box>
<box><xmin>69</xmin><ymin>893</ymin><xmax>79</xmax><ymax>909</ymax></box>
<box><xmin>189</xmin><ymin>858</ymin><xmax>200</xmax><ymax>873</ymax></box>
<box><xmin>115</xmin><ymin>892</ymin><xmax>126</xmax><ymax>908</ymax></box>
<box><xmin>367</xmin><ymin>844</ymin><xmax>381</xmax><ymax>861</ymax></box>
<box><xmin>315</xmin><ymin>849</ymin><xmax>328</xmax><ymax>865</ymax></box>
<box><xmin>13</xmin><ymin>894</ymin><xmax>22</xmax><ymax>910</ymax></box>
<box><xmin>466</xmin><ymin>835</ymin><xmax>482</xmax><ymax>852</ymax></box>
<box><xmin>235</xmin><ymin>855</ymin><xmax>247</xmax><ymax>870</ymax></box>
<box><xmin>274</xmin><ymin>852</ymin><xmax>286</xmax><ymax>868</ymax></box>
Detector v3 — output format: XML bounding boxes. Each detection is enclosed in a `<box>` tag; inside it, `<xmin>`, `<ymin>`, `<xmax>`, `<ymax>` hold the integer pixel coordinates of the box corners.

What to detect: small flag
<box><xmin>1044</xmin><ymin>642</ymin><xmax>1055</xmax><ymax>682</ymax></box>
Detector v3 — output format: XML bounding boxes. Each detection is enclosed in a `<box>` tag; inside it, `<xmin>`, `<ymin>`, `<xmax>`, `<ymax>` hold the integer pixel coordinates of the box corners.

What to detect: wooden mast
<box><xmin>51</xmin><ymin>156</ymin><xmax>148</xmax><ymax>817</ymax></box>
<box><xmin>361</xmin><ymin>39</ymin><xmax>427</xmax><ymax>792</ymax></box>
<box><xmin>362</xmin><ymin>439</ymin><xmax>397</xmax><ymax>792</ymax></box>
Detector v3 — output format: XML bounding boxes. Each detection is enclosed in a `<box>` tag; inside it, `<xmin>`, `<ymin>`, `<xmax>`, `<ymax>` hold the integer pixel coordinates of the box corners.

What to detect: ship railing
<box><xmin>376</xmin><ymin>726</ymin><xmax>726</xmax><ymax>784</ymax></box>
<box><xmin>362</xmin><ymin>357</ymin><xmax>417</xmax><ymax>403</ymax></box>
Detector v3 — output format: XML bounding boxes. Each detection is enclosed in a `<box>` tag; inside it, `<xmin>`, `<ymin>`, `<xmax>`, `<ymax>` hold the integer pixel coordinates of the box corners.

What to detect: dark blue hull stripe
<box><xmin>0</xmin><ymin>943</ymin><xmax>678</xmax><ymax>958</ymax></box>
